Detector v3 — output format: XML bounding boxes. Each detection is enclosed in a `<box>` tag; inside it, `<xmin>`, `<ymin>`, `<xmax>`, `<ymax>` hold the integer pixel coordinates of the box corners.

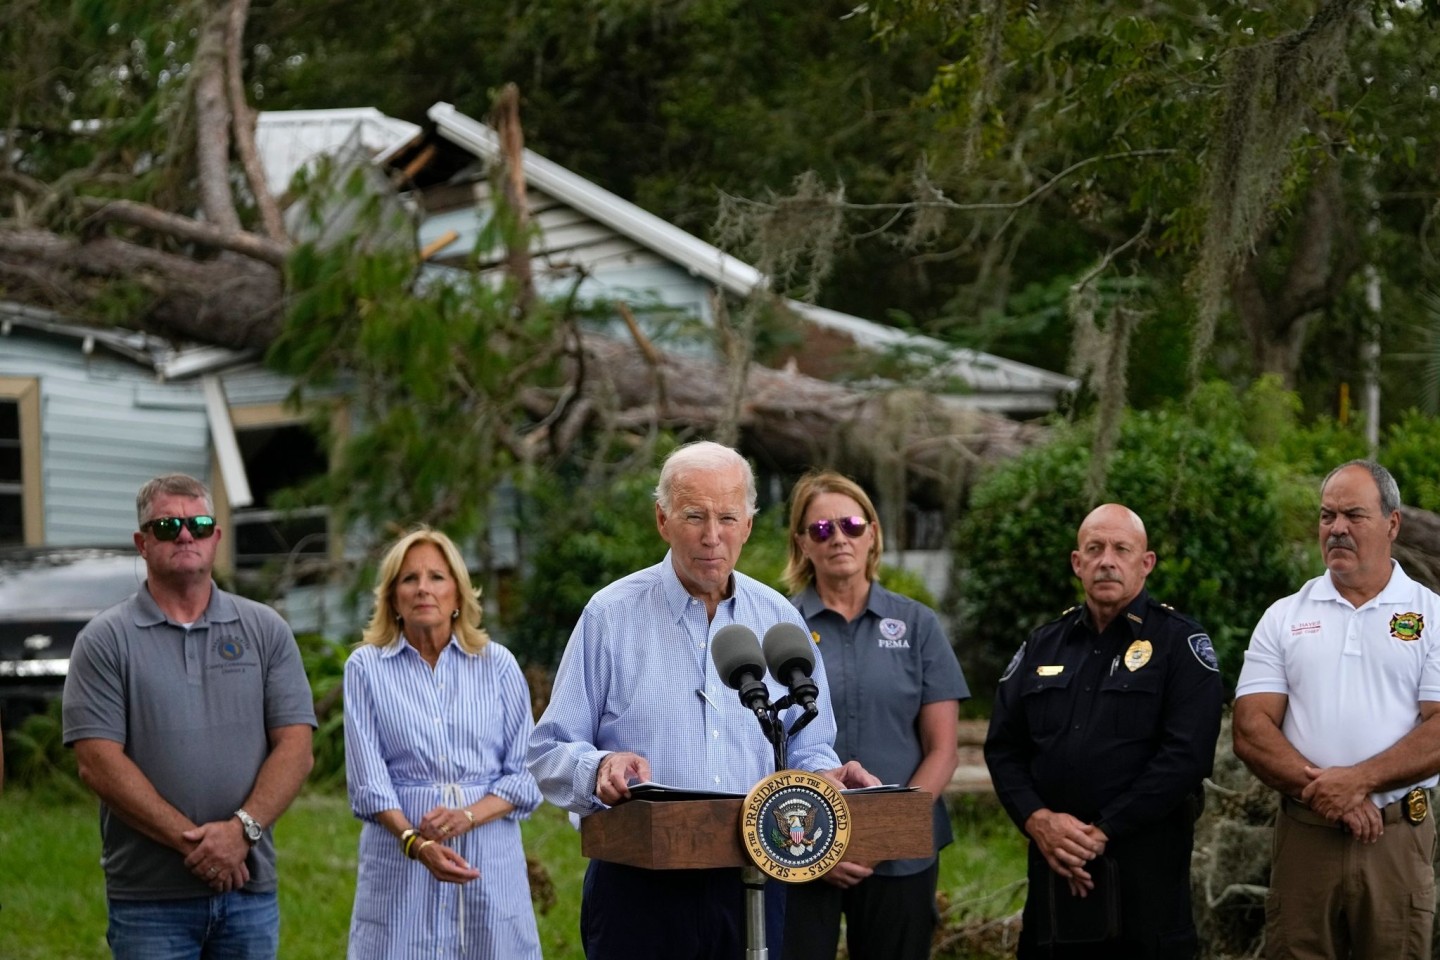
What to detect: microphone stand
<box><xmin>742</xmin><ymin>693</ymin><xmax>821</xmax><ymax>959</ymax></box>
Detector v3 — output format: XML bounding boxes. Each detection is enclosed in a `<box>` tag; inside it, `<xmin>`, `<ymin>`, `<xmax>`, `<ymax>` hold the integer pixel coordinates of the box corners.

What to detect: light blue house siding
<box><xmin>1</xmin><ymin>331</ymin><xmax>209</xmax><ymax>545</ymax></box>
<box><xmin>420</xmin><ymin>189</ymin><xmax>715</xmax><ymax>343</ymax></box>
<box><xmin>0</xmin><ymin>321</ymin><xmax>304</xmax><ymax>547</ymax></box>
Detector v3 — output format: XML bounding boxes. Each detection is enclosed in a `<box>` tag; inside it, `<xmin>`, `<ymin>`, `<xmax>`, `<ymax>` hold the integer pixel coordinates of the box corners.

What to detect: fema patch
<box><xmin>1000</xmin><ymin>642</ymin><xmax>1026</xmax><ymax>683</ymax></box>
<box><xmin>1390</xmin><ymin>612</ymin><xmax>1425</xmax><ymax>642</ymax></box>
<box><xmin>1188</xmin><ymin>633</ymin><xmax>1219</xmax><ymax>672</ymax></box>
<box><xmin>879</xmin><ymin>618</ymin><xmax>907</xmax><ymax>641</ymax></box>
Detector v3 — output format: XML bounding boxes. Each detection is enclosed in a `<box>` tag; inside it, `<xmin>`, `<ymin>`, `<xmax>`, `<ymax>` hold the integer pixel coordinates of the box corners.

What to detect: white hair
<box><xmin>654</xmin><ymin>441</ymin><xmax>758</xmax><ymax>516</ymax></box>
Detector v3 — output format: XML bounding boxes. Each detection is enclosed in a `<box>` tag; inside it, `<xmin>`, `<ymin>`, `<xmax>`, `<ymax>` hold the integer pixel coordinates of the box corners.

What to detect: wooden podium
<box><xmin>580</xmin><ymin>789</ymin><xmax>936</xmax><ymax>871</ymax></box>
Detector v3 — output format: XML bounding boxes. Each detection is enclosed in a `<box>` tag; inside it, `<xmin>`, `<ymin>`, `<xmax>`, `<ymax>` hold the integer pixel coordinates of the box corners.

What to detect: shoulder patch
<box><xmin>1000</xmin><ymin>642</ymin><xmax>1026</xmax><ymax>683</ymax></box>
<box><xmin>1187</xmin><ymin>633</ymin><xmax>1219</xmax><ymax>672</ymax></box>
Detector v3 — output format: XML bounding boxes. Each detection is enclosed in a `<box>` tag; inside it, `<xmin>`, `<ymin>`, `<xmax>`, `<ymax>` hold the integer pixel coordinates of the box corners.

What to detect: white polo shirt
<box><xmin>1236</xmin><ymin>560</ymin><xmax>1440</xmax><ymax>807</ymax></box>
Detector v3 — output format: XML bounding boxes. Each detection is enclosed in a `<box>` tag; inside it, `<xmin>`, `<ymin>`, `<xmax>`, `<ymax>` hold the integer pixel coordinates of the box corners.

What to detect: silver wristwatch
<box><xmin>235</xmin><ymin>808</ymin><xmax>263</xmax><ymax>845</ymax></box>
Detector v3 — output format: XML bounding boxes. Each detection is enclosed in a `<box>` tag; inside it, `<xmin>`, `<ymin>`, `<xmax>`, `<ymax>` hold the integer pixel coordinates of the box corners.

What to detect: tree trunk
<box><xmin>1395</xmin><ymin>505</ymin><xmax>1440</xmax><ymax>595</ymax></box>
<box><xmin>1231</xmin><ymin>160</ymin><xmax>1359</xmax><ymax>387</ymax></box>
<box><xmin>522</xmin><ymin>328</ymin><xmax>1045</xmax><ymax>502</ymax></box>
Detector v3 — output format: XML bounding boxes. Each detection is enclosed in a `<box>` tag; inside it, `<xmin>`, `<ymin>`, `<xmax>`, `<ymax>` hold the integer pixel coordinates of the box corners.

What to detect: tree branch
<box><xmin>82</xmin><ymin>199</ymin><xmax>288</xmax><ymax>265</ymax></box>
<box><xmin>225</xmin><ymin>0</ymin><xmax>287</xmax><ymax>241</ymax></box>
<box><xmin>193</xmin><ymin>0</ymin><xmax>241</xmax><ymax>232</ymax></box>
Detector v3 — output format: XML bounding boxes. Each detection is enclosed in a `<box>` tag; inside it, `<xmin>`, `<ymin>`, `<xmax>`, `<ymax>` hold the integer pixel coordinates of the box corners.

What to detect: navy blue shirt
<box><xmin>795</xmin><ymin>582</ymin><xmax>969</xmax><ymax>875</ymax></box>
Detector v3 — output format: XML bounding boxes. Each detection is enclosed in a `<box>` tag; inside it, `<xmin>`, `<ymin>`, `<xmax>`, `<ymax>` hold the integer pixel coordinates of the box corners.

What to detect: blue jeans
<box><xmin>106</xmin><ymin>891</ymin><xmax>279</xmax><ymax>960</ymax></box>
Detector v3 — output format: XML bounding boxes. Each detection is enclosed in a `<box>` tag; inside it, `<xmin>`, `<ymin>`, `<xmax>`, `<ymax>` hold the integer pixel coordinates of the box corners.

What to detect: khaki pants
<box><xmin>1265</xmin><ymin>797</ymin><xmax>1436</xmax><ymax>960</ymax></box>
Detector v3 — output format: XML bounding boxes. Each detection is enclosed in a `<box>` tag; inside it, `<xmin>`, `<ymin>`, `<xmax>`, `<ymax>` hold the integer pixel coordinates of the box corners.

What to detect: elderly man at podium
<box><xmin>529</xmin><ymin>441</ymin><xmax>877</xmax><ymax>960</ymax></box>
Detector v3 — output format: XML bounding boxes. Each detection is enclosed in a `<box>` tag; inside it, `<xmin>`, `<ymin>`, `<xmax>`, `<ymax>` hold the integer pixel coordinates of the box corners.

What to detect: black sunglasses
<box><xmin>805</xmin><ymin>516</ymin><xmax>870</xmax><ymax>543</ymax></box>
<box><xmin>142</xmin><ymin>515</ymin><xmax>217</xmax><ymax>541</ymax></box>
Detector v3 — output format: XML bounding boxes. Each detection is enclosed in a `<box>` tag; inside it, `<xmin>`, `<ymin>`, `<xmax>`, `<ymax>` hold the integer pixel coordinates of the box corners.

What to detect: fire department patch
<box><xmin>1390</xmin><ymin>612</ymin><xmax>1425</xmax><ymax>642</ymax></box>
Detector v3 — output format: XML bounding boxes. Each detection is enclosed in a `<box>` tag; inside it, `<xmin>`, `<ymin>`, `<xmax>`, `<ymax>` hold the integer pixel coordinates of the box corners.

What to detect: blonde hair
<box><xmin>782</xmin><ymin>471</ymin><xmax>884</xmax><ymax>594</ymax></box>
<box><xmin>360</xmin><ymin>527</ymin><xmax>489</xmax><ymax>654</ymax></box>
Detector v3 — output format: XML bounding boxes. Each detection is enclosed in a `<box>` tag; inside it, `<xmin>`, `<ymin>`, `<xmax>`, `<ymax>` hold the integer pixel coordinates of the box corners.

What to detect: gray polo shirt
<box><xmin>63</xmin><ymin>581</ymin><xmax>316</xmax><ymax>900</ymax></box>
<box><xmin>795</xmin><ymin>582</ymin><xmax>969</xmax><ymax>876</ymax></box>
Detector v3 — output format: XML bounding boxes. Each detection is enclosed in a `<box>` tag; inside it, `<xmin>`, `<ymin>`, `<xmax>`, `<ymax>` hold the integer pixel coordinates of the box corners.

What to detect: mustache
<box><xmin>1092</xmin><ymin>571</ymin><xmax>1125</xmax><ymax>584</ymax></box>
<box><xmin>1326</xmin><ymin>534</ymin><xmax>1357</xmax><ymax>552</ymax></box>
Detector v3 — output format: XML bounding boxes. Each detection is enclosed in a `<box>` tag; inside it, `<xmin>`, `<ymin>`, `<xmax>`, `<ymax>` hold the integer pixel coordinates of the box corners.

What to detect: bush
<box><xmin>953</xmin><ymin>394</ymin><xmax>1304</xmax><ymax>699</ymax></box>
<box><xmin>3</xmin><ymin>699</ymin><xmax>87</xmax><ymax>799</ymax></box>
<box><xmin>1383</xmin><ymin>408</ymin><xmax>1440</xmax><ymax>512</ymax></box>
<box><xmin>297</xmin><ymin>632</ymin><xmax>350</xmax><ymax>790</ymax></box>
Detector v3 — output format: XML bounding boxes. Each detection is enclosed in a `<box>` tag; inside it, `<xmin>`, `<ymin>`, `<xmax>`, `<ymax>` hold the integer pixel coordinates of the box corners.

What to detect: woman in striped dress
<box><xmin>344</xmin><ymin>527</ymin><xmax>543</xmax><ymax>960</ymax></box>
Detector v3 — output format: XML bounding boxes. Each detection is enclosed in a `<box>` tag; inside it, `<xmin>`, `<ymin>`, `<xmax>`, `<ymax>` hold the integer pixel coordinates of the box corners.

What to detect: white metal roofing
<box><xmin>255</xmin><ymin>107</ymin><xmax>421</xmax><ymax>195</ymax></box>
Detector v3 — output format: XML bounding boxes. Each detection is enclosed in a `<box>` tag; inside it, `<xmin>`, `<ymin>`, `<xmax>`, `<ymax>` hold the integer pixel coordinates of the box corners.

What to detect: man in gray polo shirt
<box><xmin>63</xmin><ymin>473</ymin><xmax>315</xmax><ymax>960</ymax></box>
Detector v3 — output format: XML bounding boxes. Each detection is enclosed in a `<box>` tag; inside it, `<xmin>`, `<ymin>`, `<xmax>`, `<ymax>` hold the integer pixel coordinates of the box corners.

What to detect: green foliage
<box><xmin>954</xmin><ymin>392</ymin><xmax>1303</xmax><ymax>696</ymax></box>
<box><xmin>2</xmin><ymin>700</ymin><xmax>87</xmax><ymax>800</ymax></box>
<box><xmin>266</xmin><ymin>160</ymin><xmax>569</xmax><ymax>560</ymax></box>
<box><xmin>877</xmin><ymin>564</ymin><xmax>937</xmax><ymax>609</ymax></box>
<box><xmin>296</xmin><ymin>633</ymin><xmax>350</xmax><ymax>790</ymax></box>
<box><xmin>1381</xmin><ymin>409</ymin><xmax>1440</xmax><ymax>512</ymax></box>
<box><xmin>509</xmin><ymin>459</ymin><xmax>671</xmax><ymax>667</ymax></box>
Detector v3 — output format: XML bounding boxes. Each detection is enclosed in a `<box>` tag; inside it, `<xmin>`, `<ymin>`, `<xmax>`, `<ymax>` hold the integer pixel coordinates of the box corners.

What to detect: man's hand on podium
<box><xmin>821</xmin><ymin>860</ymin><xmax>874</xmax><ymax>889</ymax></box>
<box><xmin>819</xmin><ymin>759</ymin><xmax>882</xmax><ymax>791</ymax></box>
<box><xmin>595</xmin><ymin>751</ymin><xmax>652</xmax><ymax>805</ymax></box>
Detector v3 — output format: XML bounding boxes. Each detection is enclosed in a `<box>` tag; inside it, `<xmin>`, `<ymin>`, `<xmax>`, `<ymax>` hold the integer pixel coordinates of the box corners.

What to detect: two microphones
<box><xmin>710</xmin><ymin>622</ymin><xmax>821</xmax><ymax>734</ymax></box>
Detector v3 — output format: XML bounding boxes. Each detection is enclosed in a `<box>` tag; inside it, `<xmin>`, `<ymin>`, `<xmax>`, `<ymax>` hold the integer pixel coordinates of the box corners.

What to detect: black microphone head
<box><xmin>763</xmin><ymin>622</ymin><xmax>815</xmax><ymax>679</ymax></box>
<box><xmin>711</xmin><ymin>624</ymin><xmax>766</xmax><ymax>690</ymax></box>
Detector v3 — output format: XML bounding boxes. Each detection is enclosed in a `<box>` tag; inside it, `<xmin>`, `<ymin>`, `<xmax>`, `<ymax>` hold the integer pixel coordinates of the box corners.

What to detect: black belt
<box><xmin>1280</xmin><ymin>788</ymin><xmax>1430</xmax><ymax>828</ymax></box>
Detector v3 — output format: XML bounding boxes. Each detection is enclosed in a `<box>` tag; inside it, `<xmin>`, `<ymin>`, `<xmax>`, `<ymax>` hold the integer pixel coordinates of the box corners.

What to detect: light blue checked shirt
<box><xmin>528</xmin><ymin>552</ymin><xmax>842</xmax><ymax>815</ymax></box>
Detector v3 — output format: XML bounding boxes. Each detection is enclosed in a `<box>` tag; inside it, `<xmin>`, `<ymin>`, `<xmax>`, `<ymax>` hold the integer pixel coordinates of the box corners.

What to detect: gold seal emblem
<box><xmin>740</xmin><ymin>770</ymin><xmax>851</xmax><ymax>883</ymax></box>
<box><xmin>1406</xmin><ymin>787</ymin><xmax>1429</xmax><ymax>825</ymax></box>
<box><xmin>1123</xmin><ymin>639</ymin><xmax>1153</xmax><ymax>672</ymax></box>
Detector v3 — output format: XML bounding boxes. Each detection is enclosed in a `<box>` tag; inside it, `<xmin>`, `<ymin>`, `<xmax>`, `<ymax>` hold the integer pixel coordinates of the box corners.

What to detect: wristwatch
<box><xmin>235</xmin><ymin>808</ymin><xmax>263</xmax><ymax>846</ymax></box>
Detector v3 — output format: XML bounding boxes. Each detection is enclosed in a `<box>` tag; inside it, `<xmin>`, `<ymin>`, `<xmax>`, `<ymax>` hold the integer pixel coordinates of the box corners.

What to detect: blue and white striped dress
<box><xmin>344</xmin><ymin>636</ymin><xmax>542</xmax><ymax>960</ymax></box>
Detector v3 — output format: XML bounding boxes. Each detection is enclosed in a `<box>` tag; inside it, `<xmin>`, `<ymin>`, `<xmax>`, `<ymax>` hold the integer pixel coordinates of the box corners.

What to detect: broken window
<box><xmin>232</xmin><ymin>423</ymin><xmax>328</xmax><ymax>582</ymax></box>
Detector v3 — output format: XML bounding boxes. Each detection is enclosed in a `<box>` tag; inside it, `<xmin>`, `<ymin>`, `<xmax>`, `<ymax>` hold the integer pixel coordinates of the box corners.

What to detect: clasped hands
<box><xmin>1025</xmin><ymin>809</ymin><xmax>1109</xmax><ymax>899</ymax></box>
<box><xmin>410</xmin><ymin>805</ymin><xmax>482</xmax><ymax>884</ymax></box>
<box><xmin>181</xmin><ymin>818</ymin><xmax>251</xmax><ymax>893</ymax></box>
<box><xmin>1300</xmin><ymin>764</ymin><xmax>1384</xmax><ymax>843</ymax></box>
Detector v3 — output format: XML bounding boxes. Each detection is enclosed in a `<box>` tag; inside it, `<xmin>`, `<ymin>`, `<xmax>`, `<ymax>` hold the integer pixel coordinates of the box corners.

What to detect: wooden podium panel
<box><xmin>580</xmin><ymin>790</ymin><xmax>935</xmax><ymax>871</ymax></box>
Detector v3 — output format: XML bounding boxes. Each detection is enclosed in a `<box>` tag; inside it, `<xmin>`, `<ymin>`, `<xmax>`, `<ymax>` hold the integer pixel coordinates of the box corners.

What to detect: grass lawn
<box><xmin>0</xmin><ymin>787</ymin><xmax>1025</xmax><ymax>959</ymax></box>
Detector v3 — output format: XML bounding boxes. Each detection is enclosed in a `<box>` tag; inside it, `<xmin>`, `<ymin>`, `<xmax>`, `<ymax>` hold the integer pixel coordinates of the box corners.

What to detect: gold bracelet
<box><xmin>403</xmin><ymin>831</ymin><xmax>421</xmax><ymax>859</ymax></box>
<box><xmin>416</xmin><ymin>839</ymin><xmax>435</xmax><ymax>858</ymax></box>
<box><xmin>463</xmin><ymin>809</ymin><xmax>475</xmax><ymax>826</ymax></box>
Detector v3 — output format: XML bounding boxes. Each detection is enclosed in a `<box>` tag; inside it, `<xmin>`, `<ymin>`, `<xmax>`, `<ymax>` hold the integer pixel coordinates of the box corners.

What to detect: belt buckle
<box><xmin>1405</xmin><ymin>787</ymin><xmax>1429</xmax><ymax>825</ymax></box>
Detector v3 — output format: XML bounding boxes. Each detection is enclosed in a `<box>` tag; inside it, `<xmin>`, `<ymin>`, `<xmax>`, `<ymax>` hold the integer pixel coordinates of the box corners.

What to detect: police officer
<box><xmin>984</xmin><ymin>503</ymin><xmax>1224</xmax><ymax>959</ymax></box>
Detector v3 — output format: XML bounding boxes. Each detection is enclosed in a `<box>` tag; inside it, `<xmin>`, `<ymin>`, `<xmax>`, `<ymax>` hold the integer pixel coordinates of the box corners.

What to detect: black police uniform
<box><xmin>984</xmin><ymin>590</ymin><xmax>1224</xmax><ymax>959</ymax></box>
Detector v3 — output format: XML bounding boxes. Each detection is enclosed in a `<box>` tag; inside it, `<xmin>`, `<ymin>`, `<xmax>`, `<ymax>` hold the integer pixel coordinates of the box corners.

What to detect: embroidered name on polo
<box><xmin>1290</xmin><ymin>620</ymin><xmax>1322</xmax><ymax>636</ymax></box>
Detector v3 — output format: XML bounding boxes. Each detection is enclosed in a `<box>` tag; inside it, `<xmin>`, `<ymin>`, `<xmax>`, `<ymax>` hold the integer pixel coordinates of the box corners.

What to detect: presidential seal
<box><xmin>740</xmin><ymin>770</ymin><xmax>851</xmax><ymax>883</ymax></box>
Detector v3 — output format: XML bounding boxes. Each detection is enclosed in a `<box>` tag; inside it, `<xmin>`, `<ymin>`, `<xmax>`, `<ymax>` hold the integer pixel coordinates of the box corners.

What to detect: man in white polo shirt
<box><xmin>1234</xmin><ymin>459</ymin><xmax>1440</xmax><ymax>959</ymax></box>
